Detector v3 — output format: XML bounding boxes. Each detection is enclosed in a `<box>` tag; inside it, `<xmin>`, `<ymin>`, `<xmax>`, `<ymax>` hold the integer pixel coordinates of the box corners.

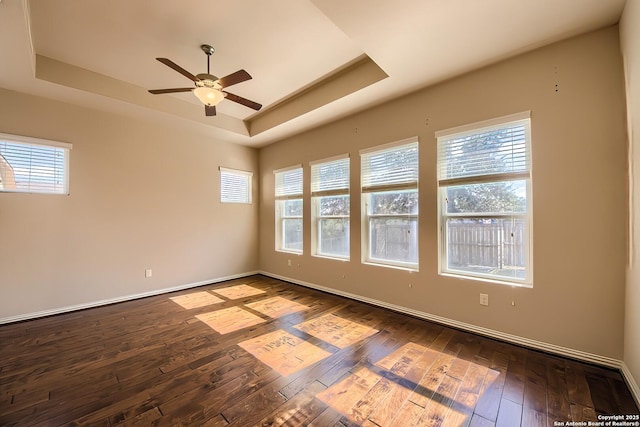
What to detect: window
<box><xmin>311</xmin><ymin>155</ymin><xmax>350</xmax><ymax>259</ymax></box>
<box><xmin>274</xmin><ymin>166</ymin><xmax>303</xmax><ymax>253</ymax></box>
<box><xmin>436</xmin><ymin>111</ymin><xmax>532</xmax><ymax>285</ymax></box>
<box><xmin>361</xmin><ymin>138</ymin><xmax>418</xmax><ymax>269</ymax></box>
<box><xmin>0</xmin><ymin>133</ymin><xmax>72</xmax><ymax>194</ymax></box>
<box><xmin>220</xmin><ymin>167</ymin><xmax>252</xmax><ymax>204</ymax></box>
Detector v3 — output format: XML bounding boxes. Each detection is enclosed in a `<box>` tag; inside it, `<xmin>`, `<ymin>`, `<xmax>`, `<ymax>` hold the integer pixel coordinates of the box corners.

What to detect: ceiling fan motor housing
<box><xmin>195</xmin><ymin>74</ymin><xmax>222</xmax><ymax>89</ymax></box>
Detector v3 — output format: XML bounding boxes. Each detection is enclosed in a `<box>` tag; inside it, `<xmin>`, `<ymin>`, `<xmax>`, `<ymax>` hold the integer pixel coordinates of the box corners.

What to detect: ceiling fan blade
<box><xmin>218</xmin><ymin>70</ymin><xmax>252</xmax><ymax>88</ymax></box>
<box><xmin>156</xmin><ymin>58</ymin><xmax>199</xmax><ymax>82</ymax></box>
<box><xmin>205</xmin><ymin>105</ymin><xmax>216</xmax><ymax>116</ymax></box>
<box><xmin>148</xmin><ymin>88</ymin><xmax>194</xmax><ymax>94</ymax></box>
<box><xmin>223</xmin><ymin>91</ymin><xmax>262</xmax><ymax>111</ymax></box>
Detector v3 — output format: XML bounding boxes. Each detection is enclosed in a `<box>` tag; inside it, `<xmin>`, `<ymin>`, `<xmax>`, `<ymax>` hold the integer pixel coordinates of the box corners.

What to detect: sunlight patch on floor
<box><xmin>211</xmin><ymin>284</ymin><xmax>266</xmax><ymax>299</ymax></box>
<box><xmin>239</xmin><ymin>329</ymin><xmax>332</xmax><ymax>376</ymax></box>
<box><xmin>316</xmin><ymin>342</ymin><xmax>495</xmax><ymax>426</ymax></box>
<box><xmin>293</xmin><ymin>313</ymin><xmax>379</xmax><ymax>349</ymax></box>
<box><xmin>246</xmin><ymin>296</ymin><xmax>310</xmax><ymax>318</ymax></box>
<box><xmin>196</xmin><ymin>306</ymin><xmax>265</xmax><ymax>334</ymax></box>
<box><xmin>169</xmin><ymin>291</ymin><xmax>224</xmax><ymax>309</ymax></box>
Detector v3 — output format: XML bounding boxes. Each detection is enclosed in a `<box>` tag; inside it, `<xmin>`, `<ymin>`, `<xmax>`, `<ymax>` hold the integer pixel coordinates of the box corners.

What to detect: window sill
<box><xmin>363</xmin><ymin>260</ymin><xmax>418</xmax><ymax>273</ymax></box>
<box><xmin>439</xmin><ymin>271</ymin><xmax>532</xmax><ymax>288</ymax></box>
<box><xmin>276</xmin><ymin>249</ymin><xmax>303</xmax><ymax>255</ymax></box>
<box><xmin>312</xmin><ymin>254</ymin><xmax>350</xmax><ymax>262</ymax></box>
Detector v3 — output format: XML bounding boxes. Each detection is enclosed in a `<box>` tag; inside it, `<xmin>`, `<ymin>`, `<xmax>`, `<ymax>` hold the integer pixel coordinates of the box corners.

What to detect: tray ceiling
<box><xmin>0</xmin><ymin>0</ymin><xmax>626</xmax><ymax>146</ymax></box>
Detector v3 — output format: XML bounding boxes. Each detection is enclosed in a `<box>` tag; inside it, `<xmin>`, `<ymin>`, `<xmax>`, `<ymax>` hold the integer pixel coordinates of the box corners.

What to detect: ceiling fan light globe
<box><xmin>194</xmin><ymin>86</ymin><xmax>224</xmax><ymax>106</ymax></box>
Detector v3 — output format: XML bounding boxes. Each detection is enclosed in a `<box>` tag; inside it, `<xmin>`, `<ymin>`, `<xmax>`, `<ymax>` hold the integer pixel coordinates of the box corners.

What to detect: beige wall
<box><xmin>621</xmin><ymin>0</ymin><xmax>640</xmax><ymax>398</ymax></box>
<box><xmin>0</xmin><ymin>89</ymin><xmax>259</xmax><ymax>320</ymax></box>
<box><xmin>259</xmin><ymin>27</ymin><xmax>627</xmax><ymax>359</ymax></box>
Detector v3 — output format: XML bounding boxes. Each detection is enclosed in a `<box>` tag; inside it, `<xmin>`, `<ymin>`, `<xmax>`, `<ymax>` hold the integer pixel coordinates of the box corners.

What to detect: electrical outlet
<box><xmin>480</xmin><ymin>293</ymin><xmax>489</xmax><ymax>306</ymax></box>
<box><xmin>145</xmin><ymin>269</ymin><xmax>152</xmax><ymax>278</ymax></box>
<box><xmin>287</xmin><ymin>259</ymin><xmax>292</xmax><ymax>267</ymax></box>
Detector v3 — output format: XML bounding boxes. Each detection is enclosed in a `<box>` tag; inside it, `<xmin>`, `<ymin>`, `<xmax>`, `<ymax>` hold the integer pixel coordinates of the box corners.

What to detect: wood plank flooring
<box><xmin>0</xmin><ymin>275</ymin><xmax>637</xmax><ymax>426</ymax></box>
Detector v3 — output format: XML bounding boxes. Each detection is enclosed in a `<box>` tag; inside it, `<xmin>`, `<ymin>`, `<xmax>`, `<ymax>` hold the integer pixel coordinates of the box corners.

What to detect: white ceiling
<box><xmin>0</xmin><ymin>0</ymin><xmax>626</xmax><ymax>147</ymax></box>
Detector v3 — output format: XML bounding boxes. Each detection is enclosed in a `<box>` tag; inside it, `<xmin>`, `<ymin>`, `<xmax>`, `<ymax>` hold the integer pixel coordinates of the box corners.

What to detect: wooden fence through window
<box><xmin>447</xmin><ymin>220</ymin><xmax>526</xmax><ymax>269</ymax></box>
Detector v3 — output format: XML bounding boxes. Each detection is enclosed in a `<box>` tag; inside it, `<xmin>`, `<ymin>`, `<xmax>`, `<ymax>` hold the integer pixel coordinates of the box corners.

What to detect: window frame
<box><xmin>360</xmin><ymin>137</ymin><xmax>419</xmax><ymax>271</ymax></box>
<box><xmin>274</xmin><ymin>165</ymin><xmax>303</xmax><ymax>254</ymax></box>
<box><xmin>219</xmin><ymin>167</ymin><xmax>253</xmax><ymax>204</ymax></box>
<box><xmin>310</xmin><ymin>154</ymin><xmax>350</xmax><ymax>260</ymax></box>
<box><xmin>0</xmin><ymin>132</ymin><xmax>72</xmax><ymax>195</ymax></box>
<box><xmin>436</xmin><ymin>111</ymin><xmax>533</xmax><ymax>287</ymax></box>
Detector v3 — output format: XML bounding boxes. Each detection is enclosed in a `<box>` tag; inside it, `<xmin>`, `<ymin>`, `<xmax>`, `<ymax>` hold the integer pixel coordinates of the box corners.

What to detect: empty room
<box><xmin>1</xmin><ymin>0</ymin><xmax>640</xmax><ymax>425</ymax></box>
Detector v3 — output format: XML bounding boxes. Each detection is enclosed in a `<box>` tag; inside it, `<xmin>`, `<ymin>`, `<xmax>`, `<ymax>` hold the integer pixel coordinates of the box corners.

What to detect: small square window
<box><xmin>220</xmin><ymin>167</ymin><xmax>252</xmax><ymax>204</ymax></box>
<box><xmin>0</xmin><ymin>133</ymin><xmax>72</xmax><ymax>195</ymax></box>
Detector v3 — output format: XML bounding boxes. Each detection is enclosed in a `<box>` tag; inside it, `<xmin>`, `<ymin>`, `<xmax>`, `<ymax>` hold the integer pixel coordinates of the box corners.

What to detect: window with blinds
<box><xmin>436</xmin><ymin>112</ymin><xmax>532</xmax><ymax>286</ymax></box>
<box><xmin>311</xmin><ymin>155</ymin><xmax>350</xmax><ymax>259</ymax></box>
<box><xmin>360</xmin><ymin>138</ymin><xmax>419</xmax><ymax>269</ymax></box>
<box><xmin>0</xmin><ymin>133</ymin><xmax>72</xmax><ymax>195</ymax></box>
<box><xmin>274</xmin><ymin>166</ymin><xmax>303</xmax><ymax>253</ymax></box>
<box><xmin>220</xmin><ymin>167</ymin><xmax>252</xmax><ymax>204</ymax></box>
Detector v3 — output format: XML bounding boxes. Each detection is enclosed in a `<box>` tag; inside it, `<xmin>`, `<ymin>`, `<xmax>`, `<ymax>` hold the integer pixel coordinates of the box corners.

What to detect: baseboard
<box><xmin>0</xmin><ymin>271</ymin><xmax>260</xmax><ymax>325</ymax></box>
<box><xmin>260</xmin><ymin>271</ymin><xmax>623</xmax><ymax>370</ymax></box>
<box><xmin>621</xmin><ymin>362</ymin><xmax>640</xmax><ymax>409</ymax></box>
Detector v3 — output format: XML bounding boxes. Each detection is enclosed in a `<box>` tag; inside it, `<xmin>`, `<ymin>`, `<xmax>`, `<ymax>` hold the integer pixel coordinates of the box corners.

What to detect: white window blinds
<box><xmin>220</xmin><ymin>167</ymin><xmax>252</xmax><ymax>203</ymax></box>
<box><xmin>361</xmin><ymin>138</ymin><xmax>418</xmax><ymax>193</ymax></box>
<box><xmin>436</xmin><ymin>112</ymin><xmax>531</xmax><ymax>184</ymax></box>
<box><xmin>0</xmin><ymin>133</ymin><xmax>72</xmax><ymax>194</ymax></box>
<box><xmin>275</xmin><ymin>166</ymin><xmax>303</xmax><ymax>199</ymax></box>
<box><xmin>310</xmin><ymin>155</ymin><xmax>349</xmax><ymax>197</ymax></box>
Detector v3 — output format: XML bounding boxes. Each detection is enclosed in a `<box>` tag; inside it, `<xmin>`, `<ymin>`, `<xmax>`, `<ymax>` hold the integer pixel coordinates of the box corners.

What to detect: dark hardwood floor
<box><xmin>0</xmin><ymin>275</ymin><xmax>637</xmax><ymax>426</ymax></box>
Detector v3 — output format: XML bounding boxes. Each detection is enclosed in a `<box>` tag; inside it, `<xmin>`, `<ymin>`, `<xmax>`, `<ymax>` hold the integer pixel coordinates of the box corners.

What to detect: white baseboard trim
<box><xmin>0</xmin><ymin>271</ymin><xmax>260</xmax><ymax>325</ymax></box>
<box><xmin>261</xmin><ymin>271</ymin><xmax>623</xmax><ymax>370</ymax></box>
<box><xmin>621</xmin><ymin>362</ymin><xmax>640</xmax><ymax>409</ymax></box>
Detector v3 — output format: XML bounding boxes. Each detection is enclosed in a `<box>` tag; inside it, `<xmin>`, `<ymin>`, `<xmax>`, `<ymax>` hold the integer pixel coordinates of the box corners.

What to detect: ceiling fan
<box><xmin>148</xmin><ymin>44</ymin><xmax>262</xmax><ymax>117</ymax></box>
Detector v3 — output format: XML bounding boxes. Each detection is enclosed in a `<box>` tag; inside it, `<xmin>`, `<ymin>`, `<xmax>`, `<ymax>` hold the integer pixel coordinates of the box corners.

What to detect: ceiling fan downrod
<box><xmin>201</xmin><ymin>44</ymin><xmax>214</xmax><ymax>75</ymax></box>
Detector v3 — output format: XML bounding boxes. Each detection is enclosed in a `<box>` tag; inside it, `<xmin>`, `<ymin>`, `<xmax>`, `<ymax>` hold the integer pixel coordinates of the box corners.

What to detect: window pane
<box><xmin>311</xmin><ymin>157</ymin><xmax>349</xmax><ymax>193</ymax></box>
<box><xmin>275</xmin><ymin>168</ymin><xmax>303</xmax><ymax>197</ymax></box>
<box><xmin>220</xmin><ymin>169</ymin><xmax>251</xmax><ymax>203</ymax></box>
<box><xmin>319</xmin><ymin>195</ymin><xmax>349</xmax><ymax>216</ymax></box>
<box><xmin>445</xmin><ymin>180</ymin><xmax>527</xmax><ymax>214</ymax></box>
<box><xmin>284</xmin><ymin>199</ymin><xmax>303</xmax><ymax>216</ymax></box>
<box><xmin>319</xmin><ymin>218</ymin><xmax>349</xmax><ymax>257</ymax></box>
<box><xmin>362</xmin><ymin>143</ymin><xmax>418</xmax><ymax>188</ymax></box>
<box><xmin>369</xmin><ymin>217</ymin><xmax>418</xmax><ymax>264</ymax></box>
<box><xmin>0</xmin><ymin>140</ymin><xmax>69</xmax><ymax>194</ymax></box>
<box><xmin>283</xmin><ymin>218</ymin><xmax>303</xmax><ymax>251</ymax></box>
<box><xmin>439</xmin><ymin>122</ymin><xmax>529</xmax><ymax>180</ymax></box>
<box><xmin>446</xmin><ymin>217</ymin><xmax>526</xmax><ymax>280</ymax></box>
<box><xmin>369</xmin><ymin>190</ymin><xmax>418</xmax><ymax>215</ymax></box>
